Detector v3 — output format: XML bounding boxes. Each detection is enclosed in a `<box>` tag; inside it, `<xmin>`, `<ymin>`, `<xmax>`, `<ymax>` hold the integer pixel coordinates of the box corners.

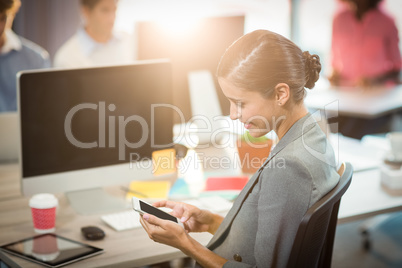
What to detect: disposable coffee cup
<box><xmin>387</xmin><ymin>132</ymin><xmax>402</xmax><ymax>161</ymax></box>
<box><xmin>29</xmin><ymin>194</ymin><xmax>58</xmax><ymax>233</ymax></box>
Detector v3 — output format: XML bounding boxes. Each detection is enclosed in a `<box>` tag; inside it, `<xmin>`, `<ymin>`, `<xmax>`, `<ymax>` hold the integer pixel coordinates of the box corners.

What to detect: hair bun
<box><xmin>302</xmin><ymin>51</ymin><xmax>321</xmax><ymax>89</ymax></box>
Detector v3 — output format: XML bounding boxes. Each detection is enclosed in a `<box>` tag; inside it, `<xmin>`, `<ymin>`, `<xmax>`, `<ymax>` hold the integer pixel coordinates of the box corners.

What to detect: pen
<box><xmin>120</xmin><ymin>186</ymin><xmax>149</xmax><ymax>198</ymax></box>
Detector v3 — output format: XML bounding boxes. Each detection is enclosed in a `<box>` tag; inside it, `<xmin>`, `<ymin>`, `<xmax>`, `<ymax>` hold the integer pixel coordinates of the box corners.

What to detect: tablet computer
<box><xmin>0</xmin><ymin>249</ymin><xmax>22</xmax><ymax>268</ymax></box>
<box><xmin>0</xmin><ymin>233</ymin><xmax>103</xmax><ymax>268</ymax></box>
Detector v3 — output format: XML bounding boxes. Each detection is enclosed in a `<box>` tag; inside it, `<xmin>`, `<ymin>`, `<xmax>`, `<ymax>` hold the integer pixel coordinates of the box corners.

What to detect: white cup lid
<box><xmin>29</xmin><ymin>193</ymin><xmax>58</xmax><ymax>209</ymax></box>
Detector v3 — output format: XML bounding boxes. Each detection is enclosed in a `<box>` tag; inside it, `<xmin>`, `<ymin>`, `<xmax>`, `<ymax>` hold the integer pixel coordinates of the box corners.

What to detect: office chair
<box><xmin>287</xmin><ymin>162</ymin><xmax>353</xmax><ymax>268</ymax></box>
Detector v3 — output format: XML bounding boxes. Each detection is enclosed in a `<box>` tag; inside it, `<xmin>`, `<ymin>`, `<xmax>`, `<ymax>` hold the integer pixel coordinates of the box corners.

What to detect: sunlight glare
<box><xmin>156</xmin><ymin>15</ymin><xmax>202</xmax><ymax>36</ymax></box>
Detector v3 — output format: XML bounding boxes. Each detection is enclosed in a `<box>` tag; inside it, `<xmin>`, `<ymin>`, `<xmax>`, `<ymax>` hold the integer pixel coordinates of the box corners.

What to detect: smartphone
<box><xmin>132</xmin><ymin>197</ymin><xmax>183</xmax><ymax>226</ymax></box>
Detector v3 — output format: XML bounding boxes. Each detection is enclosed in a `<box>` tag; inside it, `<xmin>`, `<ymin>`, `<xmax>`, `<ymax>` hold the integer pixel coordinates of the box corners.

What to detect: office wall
<box><xmin>11</xmin><ymin>0</ymin><xmax>402</xmax><ymax>70</ymax></box>
<box><xmin>11</xmin><ymin>0</ymin><xmax>291</xmax><ymax>120</ymax></box>
<box><xmin>11</xmin><ymin>0</ymin><xmax>290</xmax><ymax>63</ymax></box>
<box><xmin>114</xmin><ymin>0</ymin><xmax>290</xmax><ymax>37</ymax></box>
<box><xmin>13</xmin><ymin>0</ymin><xmax>81</xmax><ymax>60</ymax></box>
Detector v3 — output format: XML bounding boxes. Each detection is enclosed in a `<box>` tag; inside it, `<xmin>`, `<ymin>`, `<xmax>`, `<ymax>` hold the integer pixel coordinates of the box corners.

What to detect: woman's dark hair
<box><xmin>0</xmin><ymin>0</ymin><xmax>14</xmax><ymax>14</ymax></box>
<box><xmin>342</xmin><ymin>0</ymin><xmax>383</xmax><ymax>11</ymax></box>
<box><xmin>217</xmin><ymin>29</ymin><xmax>321</xmax><ymax>103</ymax></box>
<box><xmin>362</xmin><ymin>0</ymin><xmax>383</xmax><ymax>9</ymax></box>
<box><xmin>80</xmin><ymin>0</ymin><xmax>102</xmax><ymax>9</ymax></box>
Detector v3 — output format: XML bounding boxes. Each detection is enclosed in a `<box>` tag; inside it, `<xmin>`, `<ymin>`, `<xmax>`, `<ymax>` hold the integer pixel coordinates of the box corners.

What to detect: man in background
<box><xmin>54</xmin><ymin>0</ymin><xmax>136</xmax><ymax>68</ymax></box>
<box><xmin>0</xmin><ymin>0</ymin><xmax>50</xmax><ymax>112</ymax></box>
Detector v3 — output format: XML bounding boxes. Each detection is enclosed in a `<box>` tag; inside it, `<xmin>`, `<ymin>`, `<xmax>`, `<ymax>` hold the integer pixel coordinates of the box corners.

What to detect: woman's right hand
<box><xmin>152</xmin><ymin>200</ymin><xmax>223</xmax><ymax>234</ymax></box>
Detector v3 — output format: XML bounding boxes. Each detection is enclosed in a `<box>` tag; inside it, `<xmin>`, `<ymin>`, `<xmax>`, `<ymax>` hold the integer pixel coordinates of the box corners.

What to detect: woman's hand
<box><xmin>140</xmin><ymin>213</ymin><xmax>189</xmax><ymax>250</ymax></box>
<box><xmin>140</xmin><ymin>212</ymin><xmax>228</xmax><ymax>267</ymax></box>
<box><xmin>152</xmin><ymin>200</ymin><xmax>222</xmax><ymax>234</ymax></box>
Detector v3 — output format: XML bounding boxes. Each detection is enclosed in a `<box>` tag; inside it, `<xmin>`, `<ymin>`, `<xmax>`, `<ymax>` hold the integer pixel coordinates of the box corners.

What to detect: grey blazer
<box><xmin>204</xmin><ymin>113</ymin><xmax>340</xmax><ymax>268</ymax></box>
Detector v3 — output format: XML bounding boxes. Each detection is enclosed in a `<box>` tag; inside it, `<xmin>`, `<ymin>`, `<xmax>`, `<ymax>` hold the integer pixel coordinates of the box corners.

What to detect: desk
<box><xmin>338</xmin><ymin>168</ymin><xmax>402</xmax><ymax>224</ymax></box>
<box><xmin>0</xmin><ymin>163</ymin><xmax>213</xmax><ymax>268</ymax></box>
<box><xmin>0</xmin><ymin>162</ymin><xmax>20</xmax><ymax>200</ymax></box>
<box><xmin>332</xmin><ymin>135</ymin><xmax>402</xmax><ymax>223</ymax></box>
<box><xmin>1</xmin><ymin>139</ymin><xmax>402</xmax><ymax>267</ymax></box>
<box><xmin>305</xmin><ymin>85</ymin><xmax>402</xmax><ymax>119</ymax></box>
<box><xmin>3</xmin><ymin>167</ymin><xmax>402</xmax><ymax>267</ymax></box>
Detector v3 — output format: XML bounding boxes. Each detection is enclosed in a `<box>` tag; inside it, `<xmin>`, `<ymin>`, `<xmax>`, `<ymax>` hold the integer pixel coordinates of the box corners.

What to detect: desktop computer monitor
<box><xmin>136</xmin><ymin>15</ymin><xmax>245</xmax><ymax>122</ymax></box>
<box><xmin>18</xmin><ymin>60</ymin><xmax>174</xmax><ymax>214</ymax></box>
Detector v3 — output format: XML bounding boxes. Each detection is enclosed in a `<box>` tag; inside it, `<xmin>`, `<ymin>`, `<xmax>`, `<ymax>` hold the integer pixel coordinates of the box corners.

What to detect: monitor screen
<box><xmin>137</xmin><ymin>15</ymin><xmax>245</xmax><ymax>122</ymax></box>
<box><xmin>18</xmin><ymin>60</ymin><xmax>174</xmax><ymax>203</ymax></box>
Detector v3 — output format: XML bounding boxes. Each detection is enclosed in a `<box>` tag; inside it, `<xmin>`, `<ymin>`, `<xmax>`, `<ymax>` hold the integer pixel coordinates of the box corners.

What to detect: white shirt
<box><xmin>53</xmin><ymin>27</ymin><xmax>137</xmax><ymax>68</ymax></box>
<box><xmin>0</xmin><ymin>29</ymin><xmax>22</xmax><ymax>55</ymax></box>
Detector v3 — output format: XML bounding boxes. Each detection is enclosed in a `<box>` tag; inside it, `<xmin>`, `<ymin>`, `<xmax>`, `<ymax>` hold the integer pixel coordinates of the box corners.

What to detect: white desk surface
<box><xmin>331</xmin><ymin>134</ymin><xmax>386</xmax><ymax>173</ymax></box>
<box><xmin>305</xmin><ymin>85</ymin><xmax>402</xmax><ymax>119</ymax></box>
<box><xmin>338</xmin><ymin>168</ymin><xmax>402</xmax><ymax>224</ymax></box>
<box><xmin>331</xmin><ymin>134</ymin><xmax>402</xmax><ymax>223</ymax></box>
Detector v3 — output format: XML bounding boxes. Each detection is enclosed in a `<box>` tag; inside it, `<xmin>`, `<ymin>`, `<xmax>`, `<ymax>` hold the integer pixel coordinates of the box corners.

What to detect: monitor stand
<box><xmin>66</xmin><ymin>188</ymin><xmax>127</xmax><ymax>215</ymax></box>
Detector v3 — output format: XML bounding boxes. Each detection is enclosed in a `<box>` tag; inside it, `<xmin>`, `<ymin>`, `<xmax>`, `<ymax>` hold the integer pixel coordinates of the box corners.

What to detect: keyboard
<box><xmin>101</xmin><ymin>210</ymin><xmax>141</xmax><ymax>231</ymax></box>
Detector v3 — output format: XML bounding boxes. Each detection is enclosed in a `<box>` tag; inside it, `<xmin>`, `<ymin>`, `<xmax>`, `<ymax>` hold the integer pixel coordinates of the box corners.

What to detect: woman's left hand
<box><xmin>140</xmin><ymin>213</ymin><xmax>189</xmax><ymax>250</ymax></box>
<box><xmin>140</xmin><ymin>213</ymin><xmax>228</xmax><ymax>267</ymax></box>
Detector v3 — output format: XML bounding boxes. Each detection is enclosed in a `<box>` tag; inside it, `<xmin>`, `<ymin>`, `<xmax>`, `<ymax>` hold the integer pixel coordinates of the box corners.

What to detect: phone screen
<box><xmin>139</xmin><ymin>201</ymin><xmax>178</xmax><ymax>223</ymax></box>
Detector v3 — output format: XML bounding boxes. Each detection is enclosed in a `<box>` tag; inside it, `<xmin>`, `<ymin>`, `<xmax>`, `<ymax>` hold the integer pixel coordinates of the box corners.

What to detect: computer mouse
<box><xmin>81</xmin><ymin>226</ymin><xmax>105</xmax><ymax>241</ymax></box>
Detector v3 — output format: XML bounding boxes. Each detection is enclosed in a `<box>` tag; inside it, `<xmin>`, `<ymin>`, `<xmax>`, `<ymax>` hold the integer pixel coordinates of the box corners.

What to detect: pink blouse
<box><xmin>331</xmin><ymin>7</ymin><xmax>402</xmax><ymax>87</ymax></box>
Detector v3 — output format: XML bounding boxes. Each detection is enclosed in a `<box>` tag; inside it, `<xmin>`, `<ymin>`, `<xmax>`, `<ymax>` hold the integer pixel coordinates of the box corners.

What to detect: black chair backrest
<box><xmin>287</xmin><ymin>162</ymin><xmax>353</xmax><ymax>268</ymax></box>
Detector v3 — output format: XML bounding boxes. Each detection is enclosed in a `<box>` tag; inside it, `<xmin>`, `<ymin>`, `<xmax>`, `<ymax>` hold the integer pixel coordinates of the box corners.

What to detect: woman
<box><xmin>329</xmin><ymin>0</ymin><xmax>401</xmax><ymax>87</ymax></box>
<box><xmin>140</xmin><ymin>30</ymin><xmax>340</xmax><ymax>267</ymax></box>
<box><xmin>328</xmin><ymin>0</ymin><xmax>401</xmax><ymax>139</ymax></box>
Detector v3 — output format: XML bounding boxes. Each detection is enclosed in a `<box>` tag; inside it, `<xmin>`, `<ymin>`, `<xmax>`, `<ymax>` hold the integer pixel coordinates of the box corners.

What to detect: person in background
<box><xmin>54</xmin><ymin>0</ymin><xmax>135</xmax><ymax>68</ymax></box>
<box><xmin>139</xmin><ymin>30</ymin><xmax>340</xmax><ymax>267</ymax></box>
<box><xmin>329</xmin><ymin>0</ymin><xmax>401</xmax><ymax>88</ymax></box>
<box><xmin>328</xmin><ymin>0</ymin><xmax>402</xmax><ymax>139</ymax></box>
<box><xmin>0</xmin><ymin>0</ymin><xmax>50</xmax><ymax>112</ymax></box>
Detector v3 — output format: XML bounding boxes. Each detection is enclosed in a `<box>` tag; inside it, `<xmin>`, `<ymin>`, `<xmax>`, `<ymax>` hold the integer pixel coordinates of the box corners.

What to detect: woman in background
<box><xmin>328</xmin><ymin>0</ymin><xmax>402</xmax><ymax>139</ymax></box>
<box><xmin>329</xmin><ymin>0</ymin><xmax>401</xmax><ymax>87</ymax></box>
<box><xmin>140</xmin><ymin>29</ymin><xmax>340</xmax><ymax>267</ymax></box>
